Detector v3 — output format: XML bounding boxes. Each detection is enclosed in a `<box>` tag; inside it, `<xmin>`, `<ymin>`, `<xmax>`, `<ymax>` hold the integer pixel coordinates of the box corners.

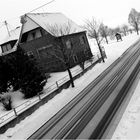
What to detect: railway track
<box><xmin>28</xmin><ymin>39</ymin><xmax>140</xmax><ymax>139</ymax></box>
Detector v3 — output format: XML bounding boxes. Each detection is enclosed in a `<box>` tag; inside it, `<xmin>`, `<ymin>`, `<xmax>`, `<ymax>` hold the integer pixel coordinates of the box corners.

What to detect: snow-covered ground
<box><xmin>0</xmin><ymin>33</ymin><xmax>140</xmax><ymax>139</ymax></box>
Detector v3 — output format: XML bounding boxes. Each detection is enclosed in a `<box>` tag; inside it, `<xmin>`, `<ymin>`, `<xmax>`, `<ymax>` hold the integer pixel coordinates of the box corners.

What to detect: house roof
<box><xmin>0</xmin><ymin>26</ymin><xmax>21</xmax><ymax>45</ymax></box>
<box><xmin>115</xmin><ymin>32</ymin><xmax>122</xmax><ymax>36</ymax></box>
<box><xmin>21</xmin><ymin>12</ymin><xmax>84</xmax><ymax>37</ymax></box>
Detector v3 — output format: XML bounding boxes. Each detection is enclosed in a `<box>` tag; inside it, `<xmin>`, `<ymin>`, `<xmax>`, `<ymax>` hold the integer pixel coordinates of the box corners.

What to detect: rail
<box><xmin>27</xmin><ymin>39</ymin><xmax>140</xmax><ymax>139</ymax></box>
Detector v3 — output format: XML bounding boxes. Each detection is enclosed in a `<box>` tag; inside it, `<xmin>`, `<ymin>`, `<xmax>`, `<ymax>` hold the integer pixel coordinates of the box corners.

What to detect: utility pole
<box><xmin>4</xmin><ymin>21</ymin><xmax>10</xmax><ymax>37</ymax></box>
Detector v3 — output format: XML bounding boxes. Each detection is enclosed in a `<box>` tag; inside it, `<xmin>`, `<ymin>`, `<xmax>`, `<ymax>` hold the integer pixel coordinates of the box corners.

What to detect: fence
<box><xmin>0</xmin><ymin>55</ymin><xmax>100</xmax><ymax>128</ymax></box>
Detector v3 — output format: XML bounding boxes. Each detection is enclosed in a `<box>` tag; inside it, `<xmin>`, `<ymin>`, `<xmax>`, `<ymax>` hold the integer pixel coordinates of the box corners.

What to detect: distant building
<box><xmin>115</xmin><ymin>32</ymin><xmax>122</xmax><ymax>42</ymax></box>
<box><xmin>19</xmin><ymin>13</ymin><xmax>93</xmax><ymax>72</ymax></box>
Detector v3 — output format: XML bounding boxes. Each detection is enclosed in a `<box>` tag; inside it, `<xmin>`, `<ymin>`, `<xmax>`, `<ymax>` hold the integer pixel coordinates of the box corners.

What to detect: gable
<box><xmin>21</xmin><ymin>16</ymin><xmax>39</xmax><ymax>34</ymax></box>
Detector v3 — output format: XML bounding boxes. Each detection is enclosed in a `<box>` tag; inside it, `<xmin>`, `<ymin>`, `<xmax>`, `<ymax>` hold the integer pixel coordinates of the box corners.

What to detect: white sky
<box><xmin>0</xmin><ymin>0</ymin><xmax>140</xmax><ymax>38</ymax></box>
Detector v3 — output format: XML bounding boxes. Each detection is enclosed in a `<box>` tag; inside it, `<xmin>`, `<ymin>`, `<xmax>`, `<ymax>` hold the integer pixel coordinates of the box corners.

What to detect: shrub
<box><xmin>0</xmin><ymin>93</ymin><xmax>12</xmax><ymax>111</ymax></box>
<box><xmin>14</xmin><ymin>47</ymin><xmax>47</xmax><ymax>98</ymax></box>
<box><xmin>0</xmin><ymin>47</ymin><xmax>47</xmax><ymax>98</ymax></box>
<box><xmin>0</xmin><ymin>57</ymin><xmax>13</xmax><ymax>92</ymax></box>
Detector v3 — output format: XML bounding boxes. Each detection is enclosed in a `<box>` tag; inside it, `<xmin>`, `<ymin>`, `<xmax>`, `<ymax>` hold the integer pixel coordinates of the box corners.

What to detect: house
<box><xmin>0</xmin><ymin>26</ymin><xmax>21</xmax><ymax>56</ymax></box>
<box><xmin>18</xmin><ymin>12</ymin><xmax>93</xmax><ymax>72</ymax></box>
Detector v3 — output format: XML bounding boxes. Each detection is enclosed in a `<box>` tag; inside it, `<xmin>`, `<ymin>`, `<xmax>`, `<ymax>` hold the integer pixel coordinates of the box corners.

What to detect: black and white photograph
<box><xmin>0</xmin><ymin>0</ymin><xmax>140</xmax><ymax>139</ymax></box>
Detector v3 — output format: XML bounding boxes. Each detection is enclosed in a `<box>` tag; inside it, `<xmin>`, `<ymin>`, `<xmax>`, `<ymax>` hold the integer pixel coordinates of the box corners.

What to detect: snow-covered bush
<box><xmin>0</xmin><ymin>93</ymin><xmax>12</xmax><ymax>110</ymax></box>
<box><xmin>15</xmin><ymin>47</ymin><xmax>47</xmax><ymax>98</ymax></box>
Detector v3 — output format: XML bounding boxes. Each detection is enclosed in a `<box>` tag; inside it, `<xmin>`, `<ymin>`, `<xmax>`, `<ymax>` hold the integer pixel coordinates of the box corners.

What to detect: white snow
<box><xmin>0</xmin><ymin>26</ymin><xmax>21</xmax><ymax>45</ymax></box>
<box><xmin>0</xmin><ymin>33</ymin><xmax>140</xmax><ymax>139</ymax></box>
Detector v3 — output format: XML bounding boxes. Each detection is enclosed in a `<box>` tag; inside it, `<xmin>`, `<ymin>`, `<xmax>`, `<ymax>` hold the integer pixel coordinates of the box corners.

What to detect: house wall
<box><xmin>20</xmin><ymin>28</ymin><xmax>65</xmax><ymax>72</ymax></box>
<box><xmin>60</xmin><ymin>32</ymin><xmax>93</xmax><ymax>68</ymax></box>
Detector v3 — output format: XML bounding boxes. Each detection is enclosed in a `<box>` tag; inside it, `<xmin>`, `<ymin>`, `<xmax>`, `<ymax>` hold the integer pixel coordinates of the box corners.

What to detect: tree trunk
<box><xmin>136</xmin><ymin>29</ymin><xmax>139</xmax><ymax>35</ymax></box>
<box><xmin>135</xmin><ymin>22</ymin><xmax>139</xmax><ymax>35</ymax></box>
<box><xmin>67</xmin><ymin>68</ymin><xmax>75</xmax><ymax>87</ymax></box>
<box><xmin>105</xmin><ymin>36</ymin><xmax>108</xmax><ymax>44</ymax></box>
<box><xmin>94</xmin><ymin>29</ymin><xmax>105</xmax><ymax>63</ymax></box>
<box><xmin>123</xmin><ymin>29</ymin><xmax>126</xmax><ymax>36</ymax></box>
<box><xmin>95</xmin><ymin>37</ymin><xmax>105</xmax><ymax>63</ymax></box>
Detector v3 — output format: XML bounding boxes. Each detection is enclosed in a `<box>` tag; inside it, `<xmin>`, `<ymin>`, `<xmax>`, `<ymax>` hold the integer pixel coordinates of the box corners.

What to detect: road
<box><xmin>28</xmin><ymin>39</ymin><xmax>140</xmax><ymax>139</ymax></box>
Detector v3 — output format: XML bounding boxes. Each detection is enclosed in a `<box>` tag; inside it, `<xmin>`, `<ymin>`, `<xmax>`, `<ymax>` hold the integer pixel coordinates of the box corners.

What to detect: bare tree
<box><xmin>128</xmin><ymin>8</ymin><xmax>140</xmax><ymax>35</ymax></box>
<box><xmin>84</xmin><ymin>18</ymin><xmax>105</xmax><ymax>62</ymax></box>
<box><xmin>114</xmin><ymin>26</ymin><xmax>121</xmax><ymax>33</ymax></box>
<box><xmin>46</xmin><ymin>21</ymin><xmax>77</xmax><ymax>36</ymax></box>
<box><xmin>99</xmin><ymin>23</ymin><xmax>109</xmax><ymax>44</ymax></box>
<box><xmin>121</xmin><ymin>24</ymin><xmax>129</xmax><ymax>36</ymax></box>
<box><xmin>45</xmin><ymin>44</ymin><xmax>75</xmax><ymax>87</ymax></box>
<box><xmin>45</xmin><ymin>22</ymin><xmax>79</xmax><ymax>87</ymax></box>
<box><xmin>107</xmin><ymin>28</ymin><xmax>115</xmax><ymax>40</ymax></box>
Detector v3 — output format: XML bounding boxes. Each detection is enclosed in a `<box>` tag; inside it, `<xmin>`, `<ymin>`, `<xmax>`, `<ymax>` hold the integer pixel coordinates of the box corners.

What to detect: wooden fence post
<box><xmin>97</xmin><ymin>54</ymin><xmax>100</xmax><ymax>60</ymax></box>
<box><xmin>13</xmin><ymin>108</ymin><xmax>18</xmax><ymax>116</ymax></box>
<box><xmin>38</xmin><ymin>92</ymin><xmax>41</xmax><ymax>100</ymax></box>
<box><xmin>56</xmin><ymin>81</ymin><xmax>59</xmax><ymax>88</ymax></box>
<box><xmin>91</xmin><ymin>59</ymin><xmax>93</xmax><ymax>65</ymax></box>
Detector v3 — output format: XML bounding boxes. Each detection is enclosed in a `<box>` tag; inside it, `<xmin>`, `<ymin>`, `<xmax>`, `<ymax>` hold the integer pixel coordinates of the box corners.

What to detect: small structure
<box><xmin>115</xmin><ymin>32</ymin><xmax>122</xmax><ymax>42</ymax></box>
<box><xmin>0</xmin><ymin>26</ymin><xmax>21</xmax><ymax>56</ymax></box>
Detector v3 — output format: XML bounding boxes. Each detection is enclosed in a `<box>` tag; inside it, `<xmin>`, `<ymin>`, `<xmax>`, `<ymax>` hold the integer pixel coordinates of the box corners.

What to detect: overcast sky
<box><xmin>0</xmin><ymin>0</ymin><xmax>140</xmax><ymax>39</ymax></box>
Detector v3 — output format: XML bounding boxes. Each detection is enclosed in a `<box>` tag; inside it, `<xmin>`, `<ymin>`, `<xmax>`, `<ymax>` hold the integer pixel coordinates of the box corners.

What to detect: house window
<box><xmin>80</xmin><ymin>36</ymin><xmax>86</xmax><ymax>45</ymax></box>
<box><xmin>27</xmin><ymin>29</ymin><xmax>42</xmax><ymax>42</ymax></box>
<box><xmin>26</xmin><ymin>51</ymin><xmax>34</xmax><ymax>58</ymax></box>
<box><xmin>66</xmin><ymin>40</ymin><xmax>72</xmax><ymax>49</ymax></box>
<box><xmin>36</xmin><ymin>29</ymin><xmax>42</xmax><ymax>38</ymax></box>
<box><xmin>1</xmin><ymin>43</ymin><xmax>12</xmax><ymax>53</ymax></box>
<box><xmin>73</xmin><ymin>55</ymin><xmax>78</xmax><ymax>63</ymax></box>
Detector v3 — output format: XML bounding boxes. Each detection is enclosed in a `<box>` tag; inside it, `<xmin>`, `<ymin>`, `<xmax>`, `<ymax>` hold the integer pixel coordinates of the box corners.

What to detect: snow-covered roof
<box><xmin>0</xmin><ymin>26</ymin><xmax>21</xmax><ymax>45</ymax></box>
<box><xmin>21</xmin><ymin>12</ymin><xmax>83</xmax><ymax>36</ymax></box>
<box><xmin>0</xmin><ymin>26</ymin><xmax>21</xmax><ymax>56</ymax></box>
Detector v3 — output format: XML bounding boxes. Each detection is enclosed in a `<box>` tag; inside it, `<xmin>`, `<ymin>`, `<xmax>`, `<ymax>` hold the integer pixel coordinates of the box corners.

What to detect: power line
<box><xmin>28</xmin><ymin>0</ymin><xmax>55</xmax><ymax>13</ymax></box>
<box><xmin>0</xmin><ymin>0</ymin><xmax>56</xmax><ymax>36</ymax></box>
<box><xmin>0</xmin><ymin>0</ymin><xmax>55</xmax><ymax>24</ymax></box>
